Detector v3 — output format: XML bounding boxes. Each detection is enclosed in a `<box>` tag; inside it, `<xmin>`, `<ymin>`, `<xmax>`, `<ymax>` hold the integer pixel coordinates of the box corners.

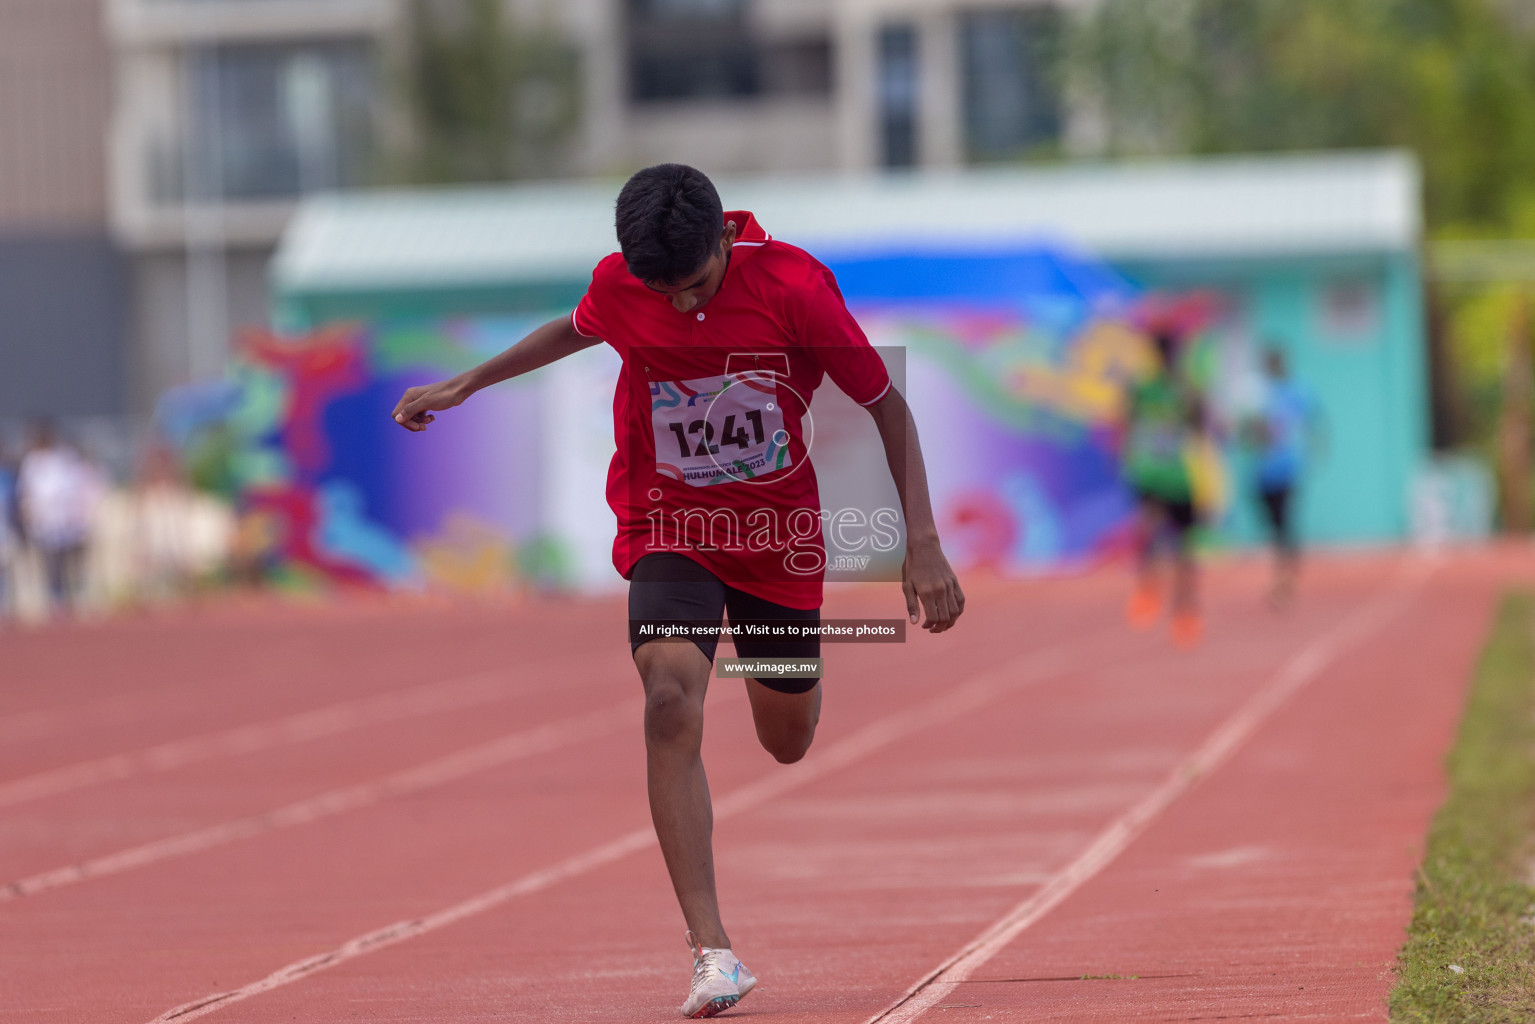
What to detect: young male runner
<box><xmin>1244</xmin><ymin>346</ymin><xmax>1319</xmax><ymax>609</ymax></box>
<box><xmin>392</xmin><ymin>164</ymin><xmax>964</xmax><ymax>1017</ymax></box>
<box><xmin>1121</xmin><ymin>330</ymin><xmax>1206</xmax><ymax>648</ymax></box>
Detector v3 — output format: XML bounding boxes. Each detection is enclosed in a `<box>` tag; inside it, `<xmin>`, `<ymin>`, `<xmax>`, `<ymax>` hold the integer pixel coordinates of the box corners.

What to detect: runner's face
<box><xmin>644</xmin><ymin>222</ymin><xmax>738</xmax><ymax>314</ymax></box>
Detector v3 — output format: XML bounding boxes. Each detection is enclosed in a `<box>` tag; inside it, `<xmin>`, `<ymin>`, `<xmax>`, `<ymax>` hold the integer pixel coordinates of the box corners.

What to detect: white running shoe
<box><xmin>680</xmin><ymin>930</ymin><xmax>757</xmax><ymax>1018</ymax></box>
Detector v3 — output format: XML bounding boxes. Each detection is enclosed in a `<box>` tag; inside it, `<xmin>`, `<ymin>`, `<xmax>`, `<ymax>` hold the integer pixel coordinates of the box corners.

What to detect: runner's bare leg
<box><xmin>1173</xmin><ymin>547</ymin><xmax>1198</xmax><ymax>613</ymax></box>
<box><xmin>1136</xmin><ymin>502</ymin><xmax>1165</xmax><ymax>593</ymax></box>
<box><xmin>635</xmin><ymin>641</ymin><xmax>729</xmax><ymax>949</ymax></box>
<box><xmin>745</xmin><ymin>679</ymin><xmax>820</xmax><ymax>764</ymax></box>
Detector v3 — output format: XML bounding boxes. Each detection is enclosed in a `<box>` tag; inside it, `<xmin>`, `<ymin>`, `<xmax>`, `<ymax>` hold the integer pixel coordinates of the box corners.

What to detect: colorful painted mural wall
<box><xmin>201</xmin><ymin>246</ymin><xmax>1216</xmax><ymax>591</ymax></box>
<box><xmin>200</xmin><ymin>318</ymin><xmax>619</xmax><ymax>593</ymax></box>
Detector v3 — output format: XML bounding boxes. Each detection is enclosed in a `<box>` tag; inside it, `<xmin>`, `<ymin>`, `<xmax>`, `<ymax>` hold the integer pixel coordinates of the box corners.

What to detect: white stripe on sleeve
<box><xmin>858</xmin><ymin>379</ymin><xmax>893</xmax><ymax>406</ymax></box>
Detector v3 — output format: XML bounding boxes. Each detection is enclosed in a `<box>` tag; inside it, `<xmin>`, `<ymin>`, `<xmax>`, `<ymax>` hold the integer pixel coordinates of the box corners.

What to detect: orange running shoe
<box><xmin>1171</xmin><ymin>610</ymin><xmax>1204</xmax><ymax>650</ymax></box>
<box><xmin>1126</xmin><ymin>584</ymin><xmax>1162</xmax><ymax>629</ymax></box>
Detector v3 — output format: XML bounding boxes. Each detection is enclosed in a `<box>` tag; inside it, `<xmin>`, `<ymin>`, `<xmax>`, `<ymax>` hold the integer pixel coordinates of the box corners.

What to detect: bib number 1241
<box><xmin>651</xmin><ymin>372</ymin><xmax>790</xmax><ymax>486</ymax></box>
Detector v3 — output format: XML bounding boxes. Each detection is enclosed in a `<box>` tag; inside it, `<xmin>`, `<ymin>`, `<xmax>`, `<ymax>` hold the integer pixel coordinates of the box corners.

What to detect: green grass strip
<box><xmin>1390</xmin><ymin>592</ymin><xmax>1535</xmax><ymax>1022</ymax></box>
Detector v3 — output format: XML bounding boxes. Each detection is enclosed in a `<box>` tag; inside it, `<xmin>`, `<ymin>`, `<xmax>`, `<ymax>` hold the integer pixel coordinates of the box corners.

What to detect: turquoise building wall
<box><xmin>274</xmin><ymin>279</ymin><xmax>587</xmax><ymax>332</ymax></box>
<box><xmin>1117</xmin><ymin>250</ymin><xmax>1428</xmax><ymax>546</ymax></box>
<box><xmin>274</xmin><ymin>248</ymin><xmax>1430</xmax><ymax>550</ymax></box>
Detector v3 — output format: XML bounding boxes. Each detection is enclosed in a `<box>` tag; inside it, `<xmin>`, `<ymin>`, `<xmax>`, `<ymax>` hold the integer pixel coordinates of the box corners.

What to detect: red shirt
<box><xmin>573</xmin><ymin>211</ymin><xmax>892</xmax><ymax>609</ymax></box>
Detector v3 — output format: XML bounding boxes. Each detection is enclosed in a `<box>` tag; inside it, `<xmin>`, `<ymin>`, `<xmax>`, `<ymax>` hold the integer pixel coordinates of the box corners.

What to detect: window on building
<box><xmin>878</xmin><ymin>23</ymin><xmax>919</xmax><ymax>169</ymax></box>
<box><xmin>760</xmin><ymin>38</ymin><xmax>834</xmax><ymax>97</ymax></box>
<box><xmin>159</xmin><ymin>41</ymin><xmax>374</xmax><ymax>203</ymax></box>
<box><xmin>629</xmin><ymin>0</ymin><xmax>758</xmax><ymax>101</ymax></box>
<box><xmin>960</xmin><ymin>8</ymin><xmax>1063</xmax><ymax>162</ymax></box>
<box><xmin>1317</xmin><ymin>278</ymin><xmax>1382</xmax><ymax>341</ymax></box>
<box><xmin>627</xmin><ymin>0</ymin><xmax>832</xmax><ymax>104</ymax></box>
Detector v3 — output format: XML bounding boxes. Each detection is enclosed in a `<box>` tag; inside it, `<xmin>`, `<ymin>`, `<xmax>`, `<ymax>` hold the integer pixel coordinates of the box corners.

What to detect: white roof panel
<box><xmin>272</xmin><ymin>151</ymin><xmax>1420</xmax><ymax>294</ymax></box>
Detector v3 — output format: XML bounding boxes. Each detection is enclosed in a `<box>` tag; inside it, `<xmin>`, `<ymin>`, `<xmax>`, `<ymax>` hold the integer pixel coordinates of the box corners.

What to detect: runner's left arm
<box><xmin>866</xmin><ymin>388</ymin><xmax>965</xmax><ymax>634</ymax></box>
<box><xmin>392</xmin><ymin>315</ymin><xmax>599</xmax><ymax>432</ymax></box>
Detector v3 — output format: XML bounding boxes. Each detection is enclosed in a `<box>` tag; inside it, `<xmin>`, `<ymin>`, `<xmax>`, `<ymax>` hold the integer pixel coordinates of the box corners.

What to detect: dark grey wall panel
<box><xmin>0</xmin><ymin>232</ymin><xmax>129</xmax><ymax>417</ymax></box>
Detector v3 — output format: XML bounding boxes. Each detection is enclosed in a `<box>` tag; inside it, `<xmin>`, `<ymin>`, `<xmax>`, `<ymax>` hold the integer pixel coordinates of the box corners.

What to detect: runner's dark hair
<box><xmin>615</xmin><ymin>164</ymin><xmax>725</xmax><ymax>284</ymax></box>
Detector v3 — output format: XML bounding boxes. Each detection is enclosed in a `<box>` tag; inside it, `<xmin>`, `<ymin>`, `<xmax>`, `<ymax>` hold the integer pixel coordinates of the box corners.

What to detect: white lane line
<box><xmin>0</xmin><ymin>694</ymin><xmax>154</xmax><ymax>747</ymax></box>
<box><xmin>143</xmin><ymin>630</ymin><xmax>1124</xmax><ymax>1023</ymax></box>
<box><xmin>0</xmin><ymin>669</ymin><xmax>549</xmax><ymax>809</ymax></box>
<box><xmin>864</xmin><ymin>559</ymin><xmax>1432</xmax><ymax>1024</ymax></box>
<box><xmin>2</xmin><ymin>700</ymin><xmax>639</xmax><ymax>902</ymax></box>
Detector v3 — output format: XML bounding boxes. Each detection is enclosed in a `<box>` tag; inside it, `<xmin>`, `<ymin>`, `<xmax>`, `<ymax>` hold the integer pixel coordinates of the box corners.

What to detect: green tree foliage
<box><xmin>1072</xmin><ymin>0</ymin><xmax>1535</xmax><ymax>462</ymax></box>
<box><xmin>398</xmin><ymin>0</ymin><xmax>580</xmax><ymax>184</ymax></box>
<box><xmin>1070</xmin><ymin>0</ymin><xmax>1535</xmax><ymax>235</ymax></box>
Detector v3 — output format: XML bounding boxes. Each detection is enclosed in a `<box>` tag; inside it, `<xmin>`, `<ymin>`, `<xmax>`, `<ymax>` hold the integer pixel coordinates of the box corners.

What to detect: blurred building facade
<box><xmin>0</xmin><ymin>0</ymin><xmax>128</xmax><ymax>422</ymax></box>
<box><xmin>0</xmin><ymin>0</ymin><xmax>1091</xmax><ymax>421</ymax></box>
<box><xmin>599</xmin><ymin>0</ymin><xmax>1088</xmax><ymax>175</ymax></box>
<box><xmin>107</xmin><ymin>0</ymin><xmax>394</xmax><ymax>413</ymax></box>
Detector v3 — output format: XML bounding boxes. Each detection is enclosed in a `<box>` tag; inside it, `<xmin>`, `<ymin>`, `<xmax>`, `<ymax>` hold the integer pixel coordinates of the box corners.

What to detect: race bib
<box><xmin>650</xmin><ymin>371</ymin><xmax>791</xmax><ymax>486</ymax></box>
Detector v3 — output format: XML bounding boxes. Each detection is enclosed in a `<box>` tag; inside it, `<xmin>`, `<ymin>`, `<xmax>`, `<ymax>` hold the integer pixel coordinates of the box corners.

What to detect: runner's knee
<box><xmin>747</xmin><ymin>681</ymin><xmax>819</xmax><ymax>764</ymax></box>
<box><xmin>757</xmin><ymin>723</ymin><xmax>814</xmax><ymax>764</ymax></box>
<box><xmin>643</xmin><ymin>677</ymin><xmax>702</xmax><ymax>749</ymax></box>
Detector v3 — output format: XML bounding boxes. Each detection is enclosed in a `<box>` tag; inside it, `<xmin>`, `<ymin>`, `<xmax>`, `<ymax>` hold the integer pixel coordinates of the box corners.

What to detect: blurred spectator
<box><xmin>17</xmin><ymin>422</ymin><xmax>105</xmax><ymax>616</ymax></box>
<box><xmin>0</xmin><ymin>441</ymin><xmax>17</xmax><ymax>617</ymax></box>
<box><xmin>0</xmin><ymin>425</ymin><xmax>242</xmax><ymax>624</ymax></box>
<box><xmin>134</xmin><ymin>444</ymin><xmax>236</xmax><ymax>601</ymax></box>
<box><xmin>87</xmin><ymin>467</ymin><xmax>139</xmax><ymax>611</ymax></box>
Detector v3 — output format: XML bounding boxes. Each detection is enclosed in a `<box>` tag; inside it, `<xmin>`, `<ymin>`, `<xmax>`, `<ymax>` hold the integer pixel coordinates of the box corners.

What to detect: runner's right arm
<box><xmin>391</xmin><ymin>315</ymin><xmax>599</xmax><ymax>431</ymax></box>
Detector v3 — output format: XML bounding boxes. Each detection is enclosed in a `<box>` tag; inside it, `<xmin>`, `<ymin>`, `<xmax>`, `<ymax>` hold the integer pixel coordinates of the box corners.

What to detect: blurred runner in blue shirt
<box><xmin>1247</xmin><ymin>348</ymin><xmax>1320</xmax><ymax>609</ymax></box>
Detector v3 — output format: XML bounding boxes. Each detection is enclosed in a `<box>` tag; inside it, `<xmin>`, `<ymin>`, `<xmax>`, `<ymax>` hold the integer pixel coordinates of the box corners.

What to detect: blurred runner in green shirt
<box><xmin>1121</xmin><ymin>331</ymin><xmax>1205</xmax><ymax>648</ymax></box>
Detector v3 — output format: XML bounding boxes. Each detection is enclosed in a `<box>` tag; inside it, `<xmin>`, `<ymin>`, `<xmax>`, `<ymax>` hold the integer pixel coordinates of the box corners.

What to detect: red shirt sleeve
<box><xmin>573</xmin><ymin>256</ymin><xmax>618</xmax><ymax>339</ymax></box>
<box><xmin>796</xmin><ymin>266</ymin><xmax>892</xmax><ymax>406</ymax></box>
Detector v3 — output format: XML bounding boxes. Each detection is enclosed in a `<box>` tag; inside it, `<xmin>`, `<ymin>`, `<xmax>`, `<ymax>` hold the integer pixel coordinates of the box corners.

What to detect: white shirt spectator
<box><xmin>19</xmin><ymin>445</ymin><xmax>103</xmax><ymax>551</ymax></box>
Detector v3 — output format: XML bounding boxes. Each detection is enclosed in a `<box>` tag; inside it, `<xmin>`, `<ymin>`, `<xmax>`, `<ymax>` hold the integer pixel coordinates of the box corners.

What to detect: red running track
<box><xmin>1</xmin><ymin>549</ymin><xmax>1524</xmax><ymax>1023</ymax></box>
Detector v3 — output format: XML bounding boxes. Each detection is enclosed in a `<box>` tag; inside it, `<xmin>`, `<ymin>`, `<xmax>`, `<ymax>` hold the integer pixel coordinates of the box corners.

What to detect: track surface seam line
<box><xmin>0</xmin><ymin>665</ymin><xmax>578</xmax><ymax>808</ymax></box>
<box><xmin>1</xmin><ymin>700</ymin><xmax>640</xmax><ymax>901</ymax></box>
<box><xmin>140</xmin><ymin>629</ymin><xmax>1123</xmax><ymax>1023</ymax></box>
<box><xmin>862</xmin><ymin>558</ymin><xmax>1433</xmax><ymax>1024</ymax></box>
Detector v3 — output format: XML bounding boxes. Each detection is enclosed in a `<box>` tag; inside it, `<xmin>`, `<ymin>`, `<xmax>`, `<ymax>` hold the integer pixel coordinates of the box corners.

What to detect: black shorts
<box><xmin>1258</xmin><ymin>483</ymin><xmax>1296</xmax><ymax>553</ymax></box>
<box><xmin>1135</xmin><ymin>490</ymin><xmax>1197</xmax><ymax>534</ymax></box>
<box><xmin>628</xmin><ymin>552</ymin><xmax>821</xmax><ymax>695</ymax></box>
